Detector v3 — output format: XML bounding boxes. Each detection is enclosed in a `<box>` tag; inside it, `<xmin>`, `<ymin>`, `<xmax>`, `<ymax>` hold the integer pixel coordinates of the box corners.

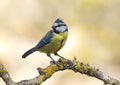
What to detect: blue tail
<box><xmin>22</xmin><ymin>47</ymin><xmax>36</xmax><ymax>58</ymax></box>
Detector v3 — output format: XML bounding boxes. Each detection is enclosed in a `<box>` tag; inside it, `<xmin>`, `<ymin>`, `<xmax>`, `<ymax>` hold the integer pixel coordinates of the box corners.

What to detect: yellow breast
<box><xmin>38</xmin><ymin>31</ymin><xmax>68</xmax><ymax>53</ymax></box>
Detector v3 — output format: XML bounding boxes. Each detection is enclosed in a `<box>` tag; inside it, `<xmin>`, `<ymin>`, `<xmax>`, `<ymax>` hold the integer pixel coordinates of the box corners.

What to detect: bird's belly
<box><xmin>37</xmin><ymin>32</ymin><xmax>68</xmax><ymax>54</ymax></box>
<box><xmin>39</xmin><ymin>41</ymin><xmax>61</xmax><ymax>53</ymax></box>
<box><xmin>38</xmin><ymin>36</ymin><xmax>63</xmax><ymax>53</ymax></box>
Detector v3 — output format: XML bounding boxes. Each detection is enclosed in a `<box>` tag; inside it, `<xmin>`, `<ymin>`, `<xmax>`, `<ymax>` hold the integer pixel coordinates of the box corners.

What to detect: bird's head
<box><xmin>52</xmin><ymin>18</ymin><xmax>68</xmax><ymax>33</ymax></box>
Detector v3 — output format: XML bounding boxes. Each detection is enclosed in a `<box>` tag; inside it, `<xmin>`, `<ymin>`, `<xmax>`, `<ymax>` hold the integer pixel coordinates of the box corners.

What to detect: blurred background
<box><xmin>0</xmin><ymin>0</ymin><xmax>120</xmax><ymax>85</ymax></box>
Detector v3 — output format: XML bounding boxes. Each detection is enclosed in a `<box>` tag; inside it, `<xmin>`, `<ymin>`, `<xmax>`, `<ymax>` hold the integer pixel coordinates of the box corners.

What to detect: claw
<box><xmin>50</xmin><ymin>60</ymin><xmax>58</xmax><ymax>64</ymax></box>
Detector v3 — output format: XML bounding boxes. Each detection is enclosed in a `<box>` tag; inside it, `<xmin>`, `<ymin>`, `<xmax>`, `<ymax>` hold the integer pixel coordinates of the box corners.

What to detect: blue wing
<box><xmin>22</xmin><ymin>30</ymin><xmax>54</xmax><ymax>58</ymax></box>
<box><xmin>35</xmin><ymin>30</ymin><xmax>54</xmax><ymax>48</ymax></box>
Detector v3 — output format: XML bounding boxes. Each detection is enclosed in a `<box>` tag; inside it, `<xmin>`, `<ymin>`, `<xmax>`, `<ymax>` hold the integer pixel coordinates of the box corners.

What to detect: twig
<box><xmin>0</xmin><ymin>58</ymin><xmax>120</xmax><ymax>85</ymax></box>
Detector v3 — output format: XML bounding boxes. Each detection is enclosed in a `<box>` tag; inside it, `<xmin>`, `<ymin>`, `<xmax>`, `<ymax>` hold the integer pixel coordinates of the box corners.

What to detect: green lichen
<box><xmin>0</xmin><ymin>70</ymin><xmax>7</xmax><ymax>73</ymax></box>
<box><xmin>38</xmin><ymin>75</ymin><xmax>44</xmax><ymax>83</ymax></box>
<box><xmin>44</xmin><ymin>64</ymin><xmax>58</xmax><ymax>78</ymax></box>
<box><xmin>104</xmin><ymin>80</ymin><xmax>116</xmax><ymax>85</ymax></box>
<box><xmin>75</xmin><ymin>62</ymin><xmax>82</xmax><ymax>69</ymax></box>
<box><xmin>92</xmin><ymin>68</ymin><xmax>98</xmax><ymax>72</ymax></box>
<box><xmin>74</xmin><ymin>62</ymin><xmax>91</xmax><ymax>73</ymax></box>
<box><xmin>108</xmin><ymin>81</ymin><xmax>116</xmax><ymax>85</ymax></box>
<box><xmin>58</xmin><ymin>58</ymin><xmax>66</xmax><ymax>66</ymax></box>
<box><xmin>104</xmin><ymin>83</ymin><xmax>113</xmax><ymax>85</ymax></box>
<box><xmin>83</xmin><ymin>65</ymin><xmax>90</xmax><ymax>71</ymax></box>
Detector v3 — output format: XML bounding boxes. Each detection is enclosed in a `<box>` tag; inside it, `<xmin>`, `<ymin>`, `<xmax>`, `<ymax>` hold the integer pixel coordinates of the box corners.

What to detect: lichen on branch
<box><xmin>0</xmin><ymin>58</ymin><xmax>120</xmax><ymax>85</ymax></box>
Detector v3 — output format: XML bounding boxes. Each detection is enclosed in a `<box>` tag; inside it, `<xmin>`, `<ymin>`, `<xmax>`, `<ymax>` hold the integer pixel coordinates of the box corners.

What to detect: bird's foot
<box><xmin>50</xmin><ymin>60</ymin><xmax>58</xmax><ymax>64</ymax></box>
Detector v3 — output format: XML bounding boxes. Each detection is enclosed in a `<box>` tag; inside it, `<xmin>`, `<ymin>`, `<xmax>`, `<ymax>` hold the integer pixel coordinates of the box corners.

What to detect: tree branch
<box><xmin>0</xmin><ymin>64</ymin><xmax>15</xmax><ymax>85</ymax></box>
<box><xmin>0</xmin><ymin>58</ymin><xmax>120</xmax><ymax>85</ymax></box>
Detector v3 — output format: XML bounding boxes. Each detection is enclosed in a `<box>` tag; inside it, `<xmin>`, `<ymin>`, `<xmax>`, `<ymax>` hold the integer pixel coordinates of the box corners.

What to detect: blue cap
<box><xmin>54</xmin><ymin>18</ymin><xmax>64</xmax><ymax>23</ymax></box>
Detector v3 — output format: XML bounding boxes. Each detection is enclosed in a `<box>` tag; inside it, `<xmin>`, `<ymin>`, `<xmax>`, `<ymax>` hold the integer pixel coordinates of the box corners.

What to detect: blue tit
<box><xmin>22</xmin><ymin>18</ymin><xmax>68</xmax><ymax>63</ymax></box>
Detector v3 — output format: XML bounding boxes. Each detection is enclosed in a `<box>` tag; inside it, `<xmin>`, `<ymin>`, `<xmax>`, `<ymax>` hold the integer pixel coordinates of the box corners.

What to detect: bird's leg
<box><xmin>54</xmin><ymin>53</ymin><xmax>65</xmax><ymax>59</ymax></box>
<box><xmin>47</xmin><ymin>53</ymin><xmax>57</xmax><ymax>64</ymax></box>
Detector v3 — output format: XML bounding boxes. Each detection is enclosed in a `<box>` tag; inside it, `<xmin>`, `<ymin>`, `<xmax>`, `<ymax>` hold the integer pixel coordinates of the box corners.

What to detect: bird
<box><xmin>22</xmin><ymin>18</ymin><xmax>68</xmax><ymax>63</ymax></box>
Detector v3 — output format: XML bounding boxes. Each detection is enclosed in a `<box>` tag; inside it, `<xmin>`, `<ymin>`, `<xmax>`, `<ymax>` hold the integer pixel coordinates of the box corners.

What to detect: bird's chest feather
<box><xmin>51</xmin><ymin>32</ymin><xmax>68</xmax><ymax>49</ymax></box>
<box><xmin>39</xmin><ymin>32</ymin><xmax>68</xmax><ymax>53</ymax></box>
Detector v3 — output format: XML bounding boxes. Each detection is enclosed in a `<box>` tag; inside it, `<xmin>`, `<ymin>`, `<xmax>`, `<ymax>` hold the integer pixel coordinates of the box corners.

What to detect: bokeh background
<box><xmin>0</xmin><ymin>0</ymin><xmax>120</xmax><ymax>85</ymax></box>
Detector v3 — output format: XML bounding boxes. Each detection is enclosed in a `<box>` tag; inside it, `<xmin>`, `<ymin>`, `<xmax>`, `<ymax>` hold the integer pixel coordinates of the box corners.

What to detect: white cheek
<box><xmin>56</xmin><ymin>26</ymin><xmax>67</xmax><ymax>32</ymax></box>
<box><xmin>53</xmin><ymin>23</ymin><xmax>58</xmax><ymax>26</ymax></box>
<box><xmin>53</xmin><ymin>22</ymin><xmax>64</xmax><ymax>26</ymax></box>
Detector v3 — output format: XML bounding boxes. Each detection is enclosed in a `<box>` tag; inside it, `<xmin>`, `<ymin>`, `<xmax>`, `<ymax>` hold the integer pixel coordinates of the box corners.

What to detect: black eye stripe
<box><xmin>55</xmin><ymin>24</ymin><xmax>66</xmax><ymax>27</ymax></box>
